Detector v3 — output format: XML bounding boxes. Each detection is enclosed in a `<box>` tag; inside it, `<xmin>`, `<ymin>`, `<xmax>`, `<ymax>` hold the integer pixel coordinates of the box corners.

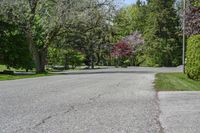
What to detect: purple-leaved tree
<box><xmin>112</xmin><ymin>31</ymin><xmax>144</xmax><ymax>66</ymax></box>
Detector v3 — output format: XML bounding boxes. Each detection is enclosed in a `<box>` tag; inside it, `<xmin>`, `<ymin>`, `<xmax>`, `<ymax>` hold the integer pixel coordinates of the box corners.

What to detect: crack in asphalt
<box><xmin>12</xmin><ymin>80</ymin><xmax>163</xmax><ymax>133</ymax></box>
<box><xmin>63</xmin><ymin>105</ymin><xmax>75</xmax><ymax>114</ymax></box>
<box><xmin>34</xmin><ymin>116</ymin><xmax>52</xmax><ymax>128</ymax></box>
<box><xmin>155</xmin><ymin>92</ymin><xmax>165</xmax><ymax>133</ymax></box>
<box><xmin>32</xmin><ymin>93</ymin><xmax>103</xmax><ymax>130</ymax></box>
<box><xmin>89</xmin><ymin>94</ymin><xmax>102</xmax><ymax>102</ymax></box>
<box><xmin>33</xmin><ymin>105</ymin><xmax>76</xmax><ymax>129</ymax></box>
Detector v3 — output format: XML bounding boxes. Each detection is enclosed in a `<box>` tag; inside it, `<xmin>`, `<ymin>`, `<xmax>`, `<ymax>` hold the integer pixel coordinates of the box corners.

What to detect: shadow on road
<box><xmin>53</xmin><ymin>71</ymin><xmax>155</xmax><ymax>75</ymax></box>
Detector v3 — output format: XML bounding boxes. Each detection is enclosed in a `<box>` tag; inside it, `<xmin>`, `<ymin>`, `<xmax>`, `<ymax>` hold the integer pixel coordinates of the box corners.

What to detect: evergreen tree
<box><xmin>136</xmin><ymin>0</ymin><xmax>142</xmax><ymax>6</ymax></box>
<box><xmin>143</xmin><ymin>0</ymin><xmax>182</xmax><ymax>66</ymax></box>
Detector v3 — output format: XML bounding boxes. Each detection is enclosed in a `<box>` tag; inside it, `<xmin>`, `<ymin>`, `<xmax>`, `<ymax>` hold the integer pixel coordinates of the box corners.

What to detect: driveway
<box><xmin>0</xmin><ymin>67</ymin><xmax>182</xmax><ymax>133</ymax></box>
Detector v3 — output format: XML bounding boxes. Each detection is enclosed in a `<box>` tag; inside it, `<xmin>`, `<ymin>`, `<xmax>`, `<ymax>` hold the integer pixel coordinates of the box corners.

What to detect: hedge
<box><xmin>186</xmin><ymin>35</ymin><xmax>200</xmax><ymax>80</ymax></box>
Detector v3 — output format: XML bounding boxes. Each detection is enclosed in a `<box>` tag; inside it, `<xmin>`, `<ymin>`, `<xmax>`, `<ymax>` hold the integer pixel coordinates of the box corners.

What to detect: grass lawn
<box><xmin>0</xmin><ymin>65</ymin><xmax>34</xmax><ymax>72</ymax></box>
<box><xmin>155</xmin><ymin>73</ymin><xmax>200</xmax><ymax>91</ymax></box>
<box><xmin>0</xmin><ymin>65</ymin><xmax>7</xmax><ymax>71</ymax></box>
<box><xmin>0</xmin><ymin>73</ymin><xmax>56</xmax><ymax>81</ymax></box>
<box><xmin>0</xmin><ymin>65</ymin><xmax>59</xmax><ymax>81</ymax></box>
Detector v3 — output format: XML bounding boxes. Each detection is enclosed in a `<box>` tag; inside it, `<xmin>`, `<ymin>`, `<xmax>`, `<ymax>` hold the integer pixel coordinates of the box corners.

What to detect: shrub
<box><xmin>121</xmin><ymin>59</ymin><xmax>130</xmax><ymax>68</ymax></box>
<box><xmin>66</xmin><ymin>51</ymin><xmax>85</xmax><ymax>69</ymax></box>
<box><xmin>48</xmin><ymin>48</ymin><xmax>85</xmax><ymax>69</ymax></box>
<box><xmin>186</xmin><ymin>35</ymin><xmax>200</xmax><ymax>80</ymax></box>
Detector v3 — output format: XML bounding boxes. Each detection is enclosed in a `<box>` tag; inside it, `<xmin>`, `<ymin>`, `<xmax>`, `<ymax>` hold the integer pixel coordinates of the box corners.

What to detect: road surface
<box><xmin>0</xmin><ymin>67</ymin><xmax>183</xmax><ymax>133</ymax></box>
<box><xmin>159</xmin><ymin>92</ymin><xmax>200</xmax><ymax>133</ymax></box>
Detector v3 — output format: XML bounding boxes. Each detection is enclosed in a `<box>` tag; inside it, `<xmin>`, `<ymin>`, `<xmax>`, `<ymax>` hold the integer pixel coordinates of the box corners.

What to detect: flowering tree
<box><xmin>122</xmin><ymin>31</ymin><xmax>144</xmax><ymax>54</ymax></box>
<box><xmin>112</xmin><ymin>31</ymin><xmax>144</xmax><ymax>67</ymax></box>
<box><xmin>123</xmin><ymin>31</ymin><xmax>144</xmax><ymax>45</ymax></box>
<box><xmin>112</xmin><ymin>41</ymin><xmax>133</xmax><ymax>58</ymax></box>
<box><xmin>185</xmin><ymin>0</ymin><xmax>200</xmax><ymax>36</ymax></box>
<box><xmin>112</xmin><ymin>41</ymin><xmax>133</xmax><ymax>67</ymax></box>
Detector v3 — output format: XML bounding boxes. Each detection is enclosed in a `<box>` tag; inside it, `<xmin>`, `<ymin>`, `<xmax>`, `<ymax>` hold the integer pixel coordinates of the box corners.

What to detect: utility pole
<box><xmin>183</xmin><ymin>0</ymin><xmax>186</xmax><ymax>73</ymax></box>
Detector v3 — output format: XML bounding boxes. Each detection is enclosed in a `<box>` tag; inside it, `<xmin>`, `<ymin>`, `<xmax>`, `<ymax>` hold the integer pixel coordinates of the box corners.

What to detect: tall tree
<box><xmin>143</xmin><ymin>0</ymin><xmax>182</xmax><ymax>66</ymax></box>
<box><xmin>56</xmin><ymin>0</ymin><xmax>116</xmax><ymax>68</ymax></box>
<box><xmin>113</xmin><ymin>4</ymin><xmax>147</xmax><ymax>41</ymax></box>
<box><xmin>0</xmin><ymin>0</ymin><xmax>116</xmax><ymax>72</ymax></box>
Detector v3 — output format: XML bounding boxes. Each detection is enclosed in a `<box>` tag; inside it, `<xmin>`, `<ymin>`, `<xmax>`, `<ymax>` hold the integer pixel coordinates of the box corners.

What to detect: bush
<box><xmin>65</xmin><ymin>50</ymin><xmax>85</xmax><ymax>69</ymax></box>
<box><xmin>48</xmin><ymin>48</ymin><xmax>85</xmax><ymax>69</ymax></box>
<box><xmin>186</xmin><ymin>35</ymin><xmax>200</xmax><ymax>80</ymax></box>
<box><xmin>122</xmin><ymin>59</ymin><xmax>130</xmax><ymax>67</ymax></box>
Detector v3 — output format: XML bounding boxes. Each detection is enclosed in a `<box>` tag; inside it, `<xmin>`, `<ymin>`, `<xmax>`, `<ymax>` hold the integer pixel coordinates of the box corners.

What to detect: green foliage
<box><xmin>0</xmin><ymin>0</ymin><xmax>116</xmax><ymax>71</ymax></box>
<box><xmin>113</xmin><ymin>5</ymin><xmax>147</xmax><ymax>41</ymax></box>
<box><xmin>113</xmin><ymin>1</ymin><xmax>182</xmax><ymax>67</ymax></box>
<box><xmin>64</xmin><ymin>50</ymin><xmax>85</xmax><ymax>69</ymax></box>
<box><xmin>45</xmin><ymin>0</ymin><xmax>116</xmax><ymax>68</ymax></box>
<box><xmin>48</xmin><ymin>48</ymin><xmax>64</xmax><ymax>66</ymax></box>
<box><xmin>0</xmin><ymin>0</ymin><xmax>67</xmax><ymax>73</ymax></box>
<box><xmin>186</xmin><ymin>35</ymin><xmax>200</xmax><ymax>80</ymax></box>
<box><xmin>0</xmin><ymin>21</ymin><xmax>34</xmax><ymax>70</ymax></box>
<box><xmin>122</xmin><ymin>59</ymin><xmax>130</xmax><ymax>67</ymax></box>
<box><xmin>48</xmin><ymin>48</ymin><xmax>85</xmax><ymax>69</ymax></box>
<box><xmin>142</xmin><ymin>0</ymin><xmax>182</xmax><ymax>67</ymax></box>
<box><xmin>0</xmin><ymin>0</ymin><xmax>184</xmax><ymax>69</ymax></box>
<box><xmin>191</xmin><ymin>0</ymin><xmax>200</xmax><ymax>7</ymax></box>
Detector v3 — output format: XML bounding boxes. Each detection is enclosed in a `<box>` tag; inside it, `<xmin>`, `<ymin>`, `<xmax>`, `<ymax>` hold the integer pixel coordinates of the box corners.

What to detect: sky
<box><xmin>122</xmin><ymin>0</ymin><xmax>146</xmax><ymax>5</ymax></box>
<box><xmin>116</xmin><ymin>0</ymin><xmax>146</xmax><ymax>8</ymax></box>
<box><xmin>123</xmin><ymin>0</ymin><xmax>136</xmax><ymax>5</ymax></box>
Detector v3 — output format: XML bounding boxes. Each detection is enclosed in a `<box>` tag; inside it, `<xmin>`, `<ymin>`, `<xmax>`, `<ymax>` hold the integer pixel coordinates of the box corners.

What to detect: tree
<box><xmin>0</xmin><ymin>20</ymin><xmax>34</xmax><ymax>71</ymax></box>
<box><xmin>142</xmin><ymin>0</ymin><xmax>182</xmax><ymax>67</ymax></box>
<box><xmin>57</xmin><ymin>0</ymin><xmax>116</xmax><ymax>69</ymax></box>
<box><xmin>48</xmin><ymin>48</ymin><xmax>85</xmax><ymax>69</ymax></box>
<box><xmin>112</xmin><ymin>41</ymin><xmax>133</xmax><ymax>67</ymax></box>
<box><xmin>0</xmin><ymin>0</ymin><xmax>94</xmax><ymax>73</ymax></box>
<box><xmin>112</xmin><ymin>41</ymin><xmax>133</xmax><ymax>58</ymax></box>
<box><xmin>122</xmin><ymin>31</ymin><xmax>144</xmax><ymax>65</ymax></box>
<box><xmin>113</xmin><ymin>4</ymin><xmax>147</xmax><ymax>41</ymax></box>
<box><xmin>123</xmin><ymin>31</ymin><xmax>144</xmax><ymax>50</ymax></box>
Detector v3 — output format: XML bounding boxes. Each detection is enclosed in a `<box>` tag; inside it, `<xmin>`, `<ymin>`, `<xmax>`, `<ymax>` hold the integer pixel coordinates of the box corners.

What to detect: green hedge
<box><xmin>186</xmin><ymin>35</ymin><xmax>200</xmax><ymax>80</ymax></box>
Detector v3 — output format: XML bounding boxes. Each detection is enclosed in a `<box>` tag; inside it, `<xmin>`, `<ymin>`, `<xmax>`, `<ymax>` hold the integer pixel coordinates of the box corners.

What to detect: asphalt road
<box><xmin>0</xmin><ymin>67</ymin><xmax>167</xmax><ymax>133</ymax></box>
<box><xmin>159</xmin><ymin>92</ymin><xmax>200</xmax><ymax>133</ymax></box>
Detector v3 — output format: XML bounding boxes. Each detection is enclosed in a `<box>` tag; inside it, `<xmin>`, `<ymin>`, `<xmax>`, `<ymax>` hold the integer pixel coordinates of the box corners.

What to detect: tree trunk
<box><xmin>64</xmin><ymin>56</ymin><xmax>69</xmax><ymax>70</ymax></box>
<box><xmin>96</xmin><ymin>53</ymin><xmax>100</xmax><ymax>66</ymax></box>
<box><xmin>33</xmin><ymin>48</ymin><xmax>46</xmax><ymax>74</ymax></box>
<box><xmin>37</xmin><ymin>49</ymin><xmax>47</xmax><ymax>73</ymax></box>
<box><xmin>91</xmin><ymin>55</ymin><xmax>94</xmax><ymax>69</ymax></box>
<box><xmin>91</xmin><ymin>61</ymin><xmax>94</xmax><ymax>69</ymax></box>
<box><xmin>91</xmin><ymin>53</ymin><xmax>95</xmax><ymax>69</ymax></box>
<box><xmin>27</xmin><ymin>32</ymin><xmax>46</xmax><ymax>74</ymax></box>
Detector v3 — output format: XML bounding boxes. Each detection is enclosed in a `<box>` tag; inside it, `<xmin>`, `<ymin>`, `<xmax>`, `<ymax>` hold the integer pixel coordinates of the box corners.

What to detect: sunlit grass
<box><xmin>155</xmin><ymin>73</ymin><xmax>200</xmax><ymax>91</ymax></box>
<box><xmin>0</xmin><ymin>73</ymin><xmax>56</xmax><ymax>81</ymax></box>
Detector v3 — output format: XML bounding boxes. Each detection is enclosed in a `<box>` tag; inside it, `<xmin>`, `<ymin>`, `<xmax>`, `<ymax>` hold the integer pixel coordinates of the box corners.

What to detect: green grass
<box><xmin>155</xmin><ymin>73</ymin><xmax>200</xmax><ymax>91</ymax></box>
<box><xmin>0</xmin><ymin>65</ymin><xmax>34</xmax><ymax>72</ymax></box>
<box><xmin>0</xmin><ymin>65</ymin><xmax>7</xmax><ymax>71</ymax></box>
<box><xmin>0</xmin><ymin>73</ymin><xmax>56</xmax><ymax>81</ymax></box>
